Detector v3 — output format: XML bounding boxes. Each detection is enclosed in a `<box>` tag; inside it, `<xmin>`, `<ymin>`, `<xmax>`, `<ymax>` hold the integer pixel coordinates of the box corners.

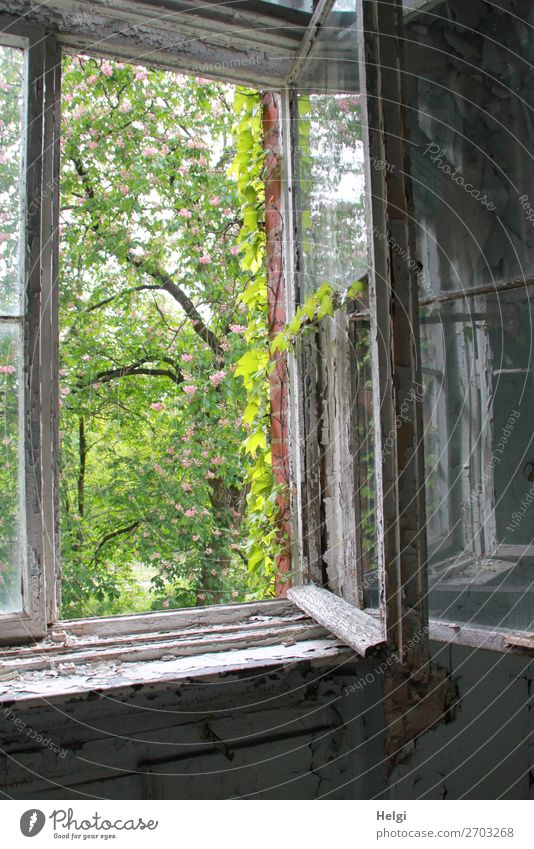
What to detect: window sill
<box><xmin>0</xmin><ymin>601</ymin><xmax>354</xmax><ymax>704</ymax></box>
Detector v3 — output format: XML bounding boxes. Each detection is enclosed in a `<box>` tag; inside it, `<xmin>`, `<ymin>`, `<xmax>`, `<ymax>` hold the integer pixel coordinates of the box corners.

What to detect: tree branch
<box><xmin>126</xmin><ymin>251</ymin><xmax>222</xmax><ymax>355</ymax></box>
<box><xmin>92</xmin><ymin>520</ymin><xmax>141</xmax><ymax>565</ymax></box>
<box><xmin>87</xmin><ymin>284</ymin><xmax>161</xmax><ymax>312</ymax></box>
<box><xmin>87</xmin><ymin>363</ymin><xmax>183</xmax><ymax>387</ymax></box>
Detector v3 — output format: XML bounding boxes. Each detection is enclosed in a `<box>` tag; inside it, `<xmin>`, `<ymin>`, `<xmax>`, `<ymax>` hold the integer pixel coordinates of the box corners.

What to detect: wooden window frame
<box><xmin>0</xmin><ymin>18</ymin><xmax>60</xmax><ymax>642</ymax></box>
<box><xmin>284</xmin><ymin>0</ymin><xmax>428</xmax><ymax>666</ymax></box>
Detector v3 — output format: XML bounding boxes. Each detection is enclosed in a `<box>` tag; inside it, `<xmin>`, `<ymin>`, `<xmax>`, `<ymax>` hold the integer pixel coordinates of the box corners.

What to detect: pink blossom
<box><xmin>209</xmin><ymin>370</ymin><xmax>226</xmax><ymax>387</ymax></box>
<box><xmin>153</xmin><ymin>463</ymin><xmax>164</xmax><ymax>475</ymax></box>
<box><xmin>0</xmin><ymin>233</ymin><xmax>10</xmax><ymax>243</ymax></box>
<box><xmin>116</xmin><ymin>138</ymin><xmax>125</xmax><ymax>148</ymax></box>
<box><xmin>196</xmin><ymin>77</ymin><xmax>210</xmax><ymax>84</ymax></box>
<box><xmin>232</xmin><ymin>591</ymin><xmax>239</xmax><ymax>598</ymax></box>
<box><xmin>198</xmin><ymin>156</ymin><xmax>208</xmax><ymax>167</ymax></box>
<box><xmin>88</xmin><ymin>141</ymin><xmax>97</xmax><ymax>150</ymax></box>
<box><xmin>135</xmin><ymin>69</ymin><xmax>148</xmax><ymax>80</ymax></box>
<box><xmin>178</xmin><ymin>208</ymin><xmax>192</xmax><ymax>219</ymax></box>
<box><xmin>223</xmin><ymin>208</ymin><xmax>232</xmax><ymax>216</ymax></box>
<box><xmin>229</xmin><ymin>245</ymin><xmax>240</xmax><ymax>256</ymax></box>
<box><xmin>119</xmin><ymin>100</ymin><xmax>132</xmax><ymax>113</ymax></box>
<box><xmin>211</xmin><ymin>456</ymin><xmax>224</xmax><ymax>466</ymax></box>
<box><xmin>207</xmin><ymin>471</ymin><xmax>215</xmax><ymax>479</ymax></box>
<box><xmin>151</xmin><ymin>552</ymin><xmax>162</xmax><ymax>560</ymax></box>
<box><xmin>64</xmin><ymin>93</ymin><xmax>74</xmax><ymax>104</ymax></box>
<box><xmin>211</xmin><ymin>568</ymin><xmax>217</xmax><ymax>576</ymax></box>
<box><xmin>192</xmin><ymin>534</ymin><xmax>200</xmax><ymax>542</ymax></box>
<box><xmin>87</xmin><ymin>74</ymin><xmax>98</xmax><ymax>85</ymax></box>
<box><xmin>150</xmin><ymin>402</ymin><xmax>165</xmax><ymax>411</ymax></box>
<box><xmin>162</xmin><ymin>600</ymin><xmax>170</xmax><ymax>608</ymax></box>
<box><xmin>143</xmin><ymin>146</ymin><xmax>157</xmax><ymax>157</ymax></box>
<box><xmin>205</xmin><ymin>548</ymin><xmax>212</xmax><ymax>555</ymax></box>
<box><xmin>183</xmin><ymin>384</ymin><xmax>196</xmax><ymax>396</ymax></box>
<box><xmin>199</xmin><ymin>255</ymin><xmax>211</xmax><ymax>265</ymax></box>
<box><xmin>174</xmin><ymin>503</ymin><xmax>183</xmax><ymax>511</ymax></box>
<box><xmin>198</xmin><ymin>593</ymin><xmax>206</xmax><ymax>601</ymax></box>
<box><xmin>116</xmin><ymin>62</ymin><xmax>125</xmax><ymax>69</ymax></box>
<box><xmin>229</xmin><ymin>324</ymin><xmax>246</xmax><ymax>334</ymax></box>
<box><xmin>0</xmin><ymin>365</ymin><xmax>15</xmax><ymax>374</ymax></box>
<box><xmin>181</xmin><ymin>458</ymin><xmax>192</xmax><ymax>468</ymax></box>
<box><xmin>181</xmin><ymin>353</ymin><xmax>193</xmax><ymax>362</ymax></box>
<box><xmin>182</xmin><ymin>482</ymin><xmax>193</xmax><ymax>492</ymax></box>
<box><xmin>160</xmin><ymin>144</ymin><xmax>170</xmax><ymax>155</ymax></box>
<box><xmin>102</xmin><ymin>62</ymin><xmax>113</xmax><ymax>77</ymax></box>
<box><xmin>230</xmin><ymin>543</ymin><xmax>240</xmax><ymax>550</ymax></box>
<box><xmin>120</xmin><ymin>185</ymin><xmax>129</xmax><ymax>195</ymax></box>
<box><xmin>184</xmin><ymin>507</ymin><xmax>197</xmax><ymax>517</ymax></box>
<box><xmin>218</xmin><ymin>418</ymin><xmax>230</xmax><ymax>426</ymax></box>
<box><xmin>211</xmin><ymin>196</ymin><xmax>221</xmax><ymax>207</ymax></box>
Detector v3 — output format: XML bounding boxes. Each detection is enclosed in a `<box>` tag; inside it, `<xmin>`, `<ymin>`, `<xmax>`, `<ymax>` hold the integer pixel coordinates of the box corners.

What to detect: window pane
<box><xmin>293</xmin><ymin>0</ymin><xmax>374</xmax><ymax>601</ymax></box>
<box><xmin>0</xmin><ymin>44</ymin><xmax>25</xmax><ymax>316</ymax></box>
<box><xmin>404</xmin><ymin>0</ymin><xmax>534</xmax><ymax>297</ymax></box>
<box><xmin>0</xmin><ymin>322</ymin><xmax>24</xmax><ymax>613</ymax></box>
<box><xmin>405</xmin><ymin>0</ymin><xmax>534</xmax><ymax>629</ymax></box>
<box><xmin>295</xmin><ymin>0</ymin><xmax>366</xmax><ymax>298</ymax></box>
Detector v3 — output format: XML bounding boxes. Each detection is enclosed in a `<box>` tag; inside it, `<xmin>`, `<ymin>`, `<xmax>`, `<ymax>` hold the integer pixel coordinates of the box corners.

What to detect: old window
<box><xmin>0</xmin><ymin>23</ymin><xmax>57</xmax><ymax>640</ymax></box>
<box><xmin>1</xmin><ymin>0</ymin><xmax>531</xmax><ymax>664</ymax></box>
<box><xmin>404</xmin><ymin>0</ymin><xmax>534</xmax><ymax>636</ymax></box>
<box><xmin>0</xmin><ymin>0</ymin><xmax>427</xmax><ymax>662</ymax></box>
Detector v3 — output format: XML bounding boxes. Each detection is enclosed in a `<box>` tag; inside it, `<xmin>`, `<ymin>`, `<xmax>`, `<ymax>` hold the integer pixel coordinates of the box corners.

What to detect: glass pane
<box><xmin>293</xmin><ymin>0</ymin><xmax>375</xmax><ymax>600</ymax></box>
<box><xmin>296</xmin><ymin>0</ymin><xmax>366</xmax><ymax>298</ymax></box>
<box><xmin>404</xmin><ymin>0</ymin><xmax>534</xmax><ymax>296</ymax></box>
<box><xmin>421</xmin><ymin>290</ymin><xmax>534</xmax><ymax>630</ymax></box>
<box><xmin>0</xmin><ymin>322</ymin><xmax>24</xmax><ymax>613</ymax></box>
<box><xmin>0</xmin><ymin>44</ymin><xmax>25</xmax><ymax>316</ymax></box>
<box><xmin>405</xmin><ymin>0</ymin><xmax>534</xmax><ymax>628</ymax></box>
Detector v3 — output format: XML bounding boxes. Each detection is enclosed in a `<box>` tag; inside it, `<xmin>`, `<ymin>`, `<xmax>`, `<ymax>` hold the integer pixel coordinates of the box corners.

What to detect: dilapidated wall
<box><xmin>1</xmin><ymin>644</ymin><xmax>532</xmax><ymax>800</ymax></box>
<box><xmin>0</xmin><ymin>655</ymin><xmax>386</xmax><ymax>800</ymax></box>
<box><xmin>386</xmin><ymin>642</ymin><xmax>534</xmax><ymax>800</ymax></box>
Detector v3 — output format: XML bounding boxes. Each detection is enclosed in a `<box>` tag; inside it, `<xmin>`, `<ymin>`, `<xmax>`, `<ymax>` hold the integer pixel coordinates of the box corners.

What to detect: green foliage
<box><xmin>58</xmin><ymin>59</ymin><xmax>275</xmax><ymax>616</ymax></box>
<box><xmin>230</xmin><ymin>89</ymin><xmax>282</xmax><ymax>591</ymax></box>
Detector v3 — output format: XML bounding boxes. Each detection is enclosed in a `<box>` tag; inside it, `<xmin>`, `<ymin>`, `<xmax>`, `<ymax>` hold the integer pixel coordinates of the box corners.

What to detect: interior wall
<box><xmin>1</xmin><ymin>646</ymin><xmax>532</xmax><ymax>800</ymax></box>
<box><xmin>386</xmin><ymin>643</ymin><xmax>533</xmax><ymax>800</ymax></box>
<box><xmin>0</xmin><ymin>657</ymin><xmax>386</xmax><ymax>800</ymax></box>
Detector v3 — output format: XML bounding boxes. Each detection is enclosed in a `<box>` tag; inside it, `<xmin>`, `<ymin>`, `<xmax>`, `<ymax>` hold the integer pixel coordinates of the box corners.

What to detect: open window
<box><xmin>0</xmin><ymin>0</ymin><xmax>532</xmax><ymax>670</ymax></box>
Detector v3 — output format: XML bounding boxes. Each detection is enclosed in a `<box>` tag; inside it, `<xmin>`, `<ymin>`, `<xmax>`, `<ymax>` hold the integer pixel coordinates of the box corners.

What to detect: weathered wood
<box><xmin>0</xmin><ymin>611</ymin><xmax>319</xmax><ymax>662</ymax></box>
<box><xmin>0</xmin><ymin>637</ymin><xmax>348</xmax><ymax>703</ymax></box>
<box><xmin>419</xmin><ymin>273</ymin><xmax>534</xmax><ymax>307</ymax></box>
<box><xmin>0</xmin><ymin>620</ymin><xmax>328</xmax><ymax>675</ymax></box>
<box><xmin>285</xmin><ymin>87</ymin><xmax>324</xmax><ymax>587</ymax></box>
<box><xmin>0</xmin><ymin>17</ymin><xmax>50</xmax><ymax>641</ymax></box>
<box><xmin>41</xmin><ymin>34</ymin><xmax>62</xmax><ymax>625</ymax></box>
<box><xmin>357</xmin><ymin>0</ymin><xmax>429</xmax><ymax>664</ymax></box>
<box><xmin>59</xmin><ymin>598</ymin><xmax>294</xmax><ymax>638</ymax></box>
<box><xmin>287</xmin><ymin>0</ymin><xmax>337</xmax><ymax>85</ymax></box>
<box><xmin>288</xmin><ymin>585</ymin><xmax>385</xmax><ymax>656</ymax></box>
<box><xmin>0</xmin><ymin>0</ymin><xmax>300</xmax><ymax>86</ymax></box>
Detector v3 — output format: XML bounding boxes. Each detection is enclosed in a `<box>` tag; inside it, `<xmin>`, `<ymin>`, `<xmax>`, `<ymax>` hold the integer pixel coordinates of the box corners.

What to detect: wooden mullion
<box><xmin>357</xmin><ymin>0</ymin><xmax>429</xmax><ymax>664</ymax></box>
<box><xmin>41</xmin><ymin>34</ymin><xmax>62</xmax><ymax>625</ymax></box>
